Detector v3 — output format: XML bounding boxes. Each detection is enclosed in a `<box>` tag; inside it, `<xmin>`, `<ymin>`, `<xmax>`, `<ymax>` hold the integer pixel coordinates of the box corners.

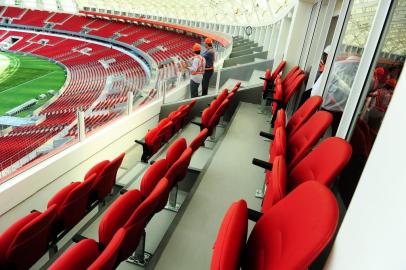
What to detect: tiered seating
<box><xmin>192</xmin><ymin>83</ymin><xmax>240</xmax><ymax>138</ymax></box>
<box><xmin>50</xmin><ymin>129</ymin><xmax>210</xmax><ymax>268</ymax></box>
<box><xmin>0</xmin><ymin>153</ymin><xmax>124</xmax><ymax>269</ymax></box>
<box><xmin>135</xmin><ymin>100</ymin><xmax>197</xmax><ymax>162</ymax></box>
<box><xmin>12</xmin><ymin>9</ymin><xmax>52</xmax><ymax>27</ymax></box>
<box><xmin>66</xmin><ymin>112</ymin><xmax>120</xmax><ymax>137</ymax></box>
<box><xmin>210</xmin><ymin>181</ymin><xmax>339</xmax><ymax>270</ymax></box>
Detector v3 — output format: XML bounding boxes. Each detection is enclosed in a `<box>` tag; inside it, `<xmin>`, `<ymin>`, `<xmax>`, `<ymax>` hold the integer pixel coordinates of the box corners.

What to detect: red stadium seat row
<box><xmin>135</xmin><ymin>100</ymin><xmax>197</xmax><ymax>162</ymax></box>
<box><xmin>0</xmin><ymin>153</ymin><xmax>125</xmax><ymax>269</ymax></box>
<box><xmin>192</xmin><ymin>82</ymin><xmax>241</xmax><ymax>137</ymax></box>
<box><xmin>210</xmin><ymin>93</ymin><xmax>352</xmax><ymax>269</ymax></box>
<box><xmin>49</xmin><ymin>129</ymin><xmax>210</xmax><ymax>269</ymax></box>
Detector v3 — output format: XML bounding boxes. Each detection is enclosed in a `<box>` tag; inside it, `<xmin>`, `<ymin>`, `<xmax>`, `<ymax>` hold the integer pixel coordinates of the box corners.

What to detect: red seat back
<box><xmin>98</xmin><ymin>189</ymin><xmax>142</xmax><ymax>247</ymax></box>
<box><xmin>201</xmin><ymin>107</ymin><xmax>213</xmax><ymax>128</ymax></box>
<box><xmin>157</xmin><ymin>118</ymin><xmax>174</xmax><ymax>142</ymax></box>
<box><xmin>0</xmin><ymin>205</ymin><xmax>57</xmax><ymax>270</ymax></box>
<box><xmin>84</xmin><ymin>160</ymin><xmax>109</xmax><ymax>182</ymax></box>
<box><xmin>231</xmin><ymin>82</ymin><xmax>241</xmax><ymax>93</ymax></box>
<box><xmin>168</xmin><ymin>110</ymin><xmax>183</xmax><ymax>133</ymax></box>
<box><xmin>283</xmin><ymin>74</ymin><xmax>306</xmax><ymax>104</ymax></box>
<box><xmin>263</xmin><ymin>68</ymin><xmax>271</xmax><ymax>92</ymax></box>
<box><xmin>263</xmin><ymin>155</ymin><xmax>287</xmax><ymax>212</ymax></box>
<box><xmin>287</xmin><ymin>96</ymin><xmax>322</xmax><ymax>137</ymax></box>
<box><xmin>272</xmin><ymin>79</ymin><xmax>283</xmax><ymax>115</ymax></box>
<box><xmin>287</xmin><ymin>111</ymin><xmax>332</xmax><ymax>170</ymax></box>
<box><xmin>217</xmin><ymin>89</ymin><xmax>229</xmax><ymax>105</ymax></box>
<box><xmin>166</xmin><ymin>138</ymin><xmax>187</xmax><ymax>167</ymax></box>
<box><xmin>165</xmin><ymin>147</ymin><xmax>193</xmax><ymax>187</ymax></box>
<box><xmin>140</xmin><ymin>159</ymin><xmax>169</xmax><ymax>199</ymax></box>
<box><xmin>273</xmin><ymin>109</ymin><xmax>286</xmax><ymax>132</ymax></box>
<box><xmin>190</xmin><ymin>128</ymin><xmax>209</xmax><ymax>153</ymax></box>
<box><xmin>120</xmin><ymin>178</ymin><xmax>169</xmax><ymax>261</ymax></box>
<box><xmin>271</xmin><ymin>60</ymin><xmax>286</xmax><ymax>80</ymax></box>
<box><xmin>49</xmin><ymin>175</ymin><xmax>94</xmax><ymax>231</ymax></box>
<box><xmin>89</xmin><ymin>228</ymin><xmax>126</xmax><ymax>270</ymax></box>
<box><xmin>244</xmin><ymin>181</ymin><xmax>339</xmax><ymax>269</ymax></box>
<box><xmin>208</xmin><ymin>99</ymin><xmax>230</xmax><ymax>130</ymax></box>
<box><xmin>49</xmin><ymin>239</ymin><xmax>100</xmax><ymax>270</ymax></box>
<box><xmin>91</xmin><ymin>153</ymin><xmax>125</xmax><ymax>202</ymax></box>
<box><xmin>210</xmin><ymin>200</ymin><xmax>248</xmax><ymax>270</ymax></box>
<box><xmin>269</xmin><ymin>127</ymin><xmax>287</xmax><ymax>163</ymax></box>
<box><xmin>289</xmin><ymin>137</ymin><xmax>352</xmax><ymax>190</ymax></box>
<box><xmin>282</xmin><ymin>66</ymin><xmax>300</xmax><ymax>88</ymax></box>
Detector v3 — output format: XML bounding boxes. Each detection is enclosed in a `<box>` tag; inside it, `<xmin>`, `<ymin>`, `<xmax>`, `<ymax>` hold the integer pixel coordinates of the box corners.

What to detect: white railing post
<box><xmin>216</xmin><ymin>67</ymin><xmax>222</xmax><ymax>93</ymax></box>
<box><xmin>77</xmin><ymin>110</ymin><xmax>86</xmax><ymax>141</ymax></box>
<box><xmin>127</xmin><ymin>91</ymin><xmax>134</xmax><ymax>115</ymax></box>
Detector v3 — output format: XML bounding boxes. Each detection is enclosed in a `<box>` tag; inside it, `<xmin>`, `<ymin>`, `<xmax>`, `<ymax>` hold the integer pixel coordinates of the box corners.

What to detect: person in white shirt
<box><xmin>182</xmin><ymin>43</ymin><xmax>206</xmax><ymax>98</ymax></box>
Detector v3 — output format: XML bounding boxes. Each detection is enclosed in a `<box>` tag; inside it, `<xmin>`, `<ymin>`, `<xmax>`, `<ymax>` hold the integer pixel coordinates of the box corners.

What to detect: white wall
<box><xmin>324</xmin><ymin>65</ymin><xmax>406</xmax><ymax>269</ymax></box>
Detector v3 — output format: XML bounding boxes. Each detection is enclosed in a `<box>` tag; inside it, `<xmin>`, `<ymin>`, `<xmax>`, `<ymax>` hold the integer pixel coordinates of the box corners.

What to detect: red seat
<box><xmin>262</xmin><ymin>68</ymin><xmax>272</xmax><ymax>96</ymax></box>
<box><xmin>98</xmin><ymin>189</ymin><xmax>142</xmax><ymax>247</ymax></box>
<box><xmin>157</xmin><ymin>118</ymin><xmax>174</xmax><ymax>143</ymax></box>
<box><xmin>88</xmin><ymin>153</ymin><xmax>125</xmax><ymax>203</ymax></box>
<box><xmin>208</xmin><ymin>99</ymin><xmax>230</xmax><ymax>136</ymax></box>
<box><xmin>243</xmin><ymin>181</ymin><xmax>339</xmax><ymax>269</ymax></box>
<box><xmin>47</xmin><ymin>174</ymin><xmax>95</xmax><ymax>236</ymax></box>
<box><xmin>119</xmin><ymin>178</ymin><xmax>169</xmax><ymax>262</ymax></box>
<box><xmin>282</xmin><ymin>66</ymin><xmax>300</xmax><ymax>88</ymax></box>
<box><xmin>287</xmin><ymin>111</ymin><xmax>332</xmax><ymax>169</ymax></box>
<box><xmin>289</xmin><ymin>137</ymin><xmax>352</xmax><ymax>190</ymax></box>
<box><xmin>286</xmin><ymin>95</ymin><xmax>323</xmax><ymax>137</ymax></box>
<box><xmin>216</xmin><ymin>89</ymin><xmax>229</xmax><ymax>105</ymax></box>
<box><xmin>0</xmin><ymin>205</ymin><xmax>57</xmax><ymax>270</ymax></box>
<box><xmin>283</xmin><ymin>73</ymin><xmax>306</xmax><ymax>104</ymax></box>
<box><xmin>165</xmin><ymin>147</ymin><xmax>193</xmax><ymax>187</ymax></box>
<box><xmin>190</xmin><ymin>128</ymin><xmax>209</xmax><ymax>153</ymax></box>
<box><xmin>210</xmin><ymin>200</ymin><xmax>248</xmax><ymax>270</ymax></box>
<box><xmin>166</xmin><ymin>138</ymin><xmax>187</xmax><ymax>167</ymax></box>
<box><xmin>271</xmin><ymin>77</ymin><xmax>283</xmax><ymax>115</ymax></box>
<box><xmin>262</xmin><ymin>155</ymin><xmax>287</xmax><ymax>212</ymax></box>
<box><xmin>168</xmin><ymin>110</ymin><xmax>183</xmax><ymax>133</ymax></box>
<box><xmin>273</xmin><ymin>109</ymin><xmax>286</xmax><ymax>134</ymax></box>
<box><xmin>231</xmin><ymin>82</ymin><xmax>241</xmax><ymax>94</ymax></box>
<box><xmin>140</xmin><ymin>159</ymin><xmax>169</xmax><ymax>199</ymax></box>
<box><xmin>49</xmin><ymin>228</ymin><xmax>126</xmax><ymax>270</ymax></box>
<box><xmin>85</xmin><ymin>160</ymin><xmax>110</xmax><ymax>181</ymax></box>
<box><xmin>271</xmin><ymin>60</ymin><xmax>286</xmax><ymax>80</ymax></box>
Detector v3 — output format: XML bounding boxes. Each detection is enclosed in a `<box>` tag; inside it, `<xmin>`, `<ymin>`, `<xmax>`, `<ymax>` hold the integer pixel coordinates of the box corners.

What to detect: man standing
<box><xmin>202</xmin><ymin>37</ymin><xmax>215</xmax><ymax>96</ymax></box>
<box><xmin>186</xmin><ymin>43</ymin><xmax>206</xmax><ymax>98</ymax></box>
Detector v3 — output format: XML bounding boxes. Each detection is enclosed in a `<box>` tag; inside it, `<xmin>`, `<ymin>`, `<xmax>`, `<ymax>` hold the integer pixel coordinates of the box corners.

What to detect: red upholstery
<box><xmin>144</xmin><ymin>127</ymin><xmax>161</xmax><ymax>153</ymax></box>
<box><xmin>190</xmin><ymin>128</ymin><xmax>209</xmax><ymax>153</ymax></box>
<box><xmin>48</xmin><ymin>175</ymin><xmax>94</xmax><ymax>233</ymax></box>
<box><xmin>282</xmin><ymin>66</ymin><xmax>300</xmax><ymax>88</ymax></box>
<box><xmin>98</xmin><ymin>189</ymin><xmax>142</xmax><ymax>247</ymax></box>
<box><xmin>140</xmin><ymin>159</ymin><xmax>169</xmax><ymax>199</ymax></box>
<box><xmin>227</xmin><ymin>92</ymin><xmax>235</xmax><ymax>101</ymax></box>
<box><xmin>262</xmin><ymin>155</ymin><xmax>287</xmax><ymax>212</ymax></box>
<box><xmin>272</xmin><ymin>79</ymin><xmax>283</xmax><ymax>115</ymax></box>
<box><xmin>90</xmin><ymin>153</ymin><xmax>125</xmax><ymax>202</ymax></box>
<box><xmin>168</xmin><ymin>110</ymin><xmax>183</xmax><ymax>133</ymax></box>
<box><xmin>157</xmin><ymin>118</ymin><xmax>174</xmax><ymax>142</ymax></box>
<box><xmin>263</xmin><ymin>68</ymin><xmax>271</xmax><ymax>92</ymax></box>
<box><xmin>48</xmin><ymin>239</ymin><xmax>99</xmax><ymax>270</ymax></box>
<box><xmin>286</xmin><ymin>96</ymin><xmax>322</xmax><ymax>137</ymax></box>
<box><xmin>201</xmin><ymin>107</ymin><xmax>213</xmax><ymax>128</ymax></box>
<box><xmin>166</xmin><ymin>138</ymin><xmax>187</xmax><ymax>167</ymax></box>
<box><xmin>287</xmin><ymin>111</ymin><xmax>332</xmax><ymax>170</ymax></box>
<box><xmin>208</xmin><ymin>99</ymin><xmax>230</xmax><ymax>133</ymax></box>
<box><xmin>85</xmin><ymin>160</ymin><xmax>110</xmax><ymax>181</ymax></box>
<box><xmin>120</xmin><ymin>178</ymin><xmax>169</xmax><ymax>261</ymax></box>
<box><xmin>269</xmin><ymin>127</ymin><xmax>287</xmax><ymax>162</ymax></box>
<box><xmin>89</xmin><ymin>228</ymin><xmax>126</xmax><ymax>270</ymax></box>
<box><xmin>0</xmin><ymin>205</ymin><xmax>57</xmax><ymax>270</ymax></box>
<box><xmin>243</xmin><ymin>181</ymin><xmax>339</xmax><ymax>270</ymax></box>
<box><xmin>289</xmin><ymin>137</ymin><xmax>352</xmax><ymax>190</ymax></box>
<box><xmin>165</xmin><ymin>147</ymin><xmax>193</xmax><ymax>187</ymax></box>
<box><xmin>210</xmin><ymin>200</ymin><xmax>248</xmax><ymax>270</ymax></box>
<box><xmin>273</xmin><ymin>109</ymin><xmax>286</xmax><ymax>132</ymax></box>
<box><xmin>283</xmin><ymin>74</ymin><xmax>306</xmax><ymax>104</ymax></box>
<box><xmin>271</xmin><ymin>60</ymin><xmax>286</xmax><ymax>80</ymax></box>
<box><xmin>216</xmin><ymin>89</ymin><xmax>229</xmax><ymax>105</ymax></box>
<box><xmin>231</xmin><ymin>82</ymin><xmax>241</xmax><ymax>93</ymax></box>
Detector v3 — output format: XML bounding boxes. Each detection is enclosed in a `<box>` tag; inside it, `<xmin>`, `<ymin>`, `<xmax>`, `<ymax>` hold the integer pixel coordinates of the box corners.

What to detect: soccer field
<box><xmin>0</xmin><ymin>51</ymin><xmax>66</xmax><ymax>117</ymax></box>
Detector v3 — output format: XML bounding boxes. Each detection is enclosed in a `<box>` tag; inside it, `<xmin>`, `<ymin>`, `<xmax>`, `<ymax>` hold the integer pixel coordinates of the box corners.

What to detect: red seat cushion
<box><xmin>190</xmin><ymin>128</ymin><xmax>209</xmax><ymax>153</ymax></box>
<box><xmin>166</xmin><ymin>138</ymin><xmax>187</xmax><ymax>167</ymax></box>
<box><xmin>287</xmin><ymin>96</ymin><xmax>322</xmax><ymax>137</ymax></box>
<box><xmin>85</xmin><ymin>160</ymin><xmax>110</xmax><ymax>181</ymax></box>
<box><xmin>262</xmin><ymin>155</ymin><xmax>287</xmax><ymax>212</ymax></box>
<box><xmin>289</xmin><ymin>137</ymin><xmax>352</xmax><ymax>190</ymax></box>
<box><xmin>140</xmin><ymin>159</ymin><xmax>169</xmax><ymax>199</ymax></box>
<box><xmin>210</xmin><ymin>200</ymin><xmax>248</xmax><ymax>270</ymax></box>
<box><xmin>244</xmin><ymin>181</ymin><xmax>339</xmax><ymax>270</ymax></box>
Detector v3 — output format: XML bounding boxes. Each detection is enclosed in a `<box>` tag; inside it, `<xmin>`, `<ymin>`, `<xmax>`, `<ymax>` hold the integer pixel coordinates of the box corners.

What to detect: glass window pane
<box><xmin>321</xmin><ymin>0</ymin><xmax>378</xmax><ymax>134</ymax></box>
<box><xmin>339</xmin><ymin>0</ymin><xmax>405</xmax><ymax>206</ymax></box>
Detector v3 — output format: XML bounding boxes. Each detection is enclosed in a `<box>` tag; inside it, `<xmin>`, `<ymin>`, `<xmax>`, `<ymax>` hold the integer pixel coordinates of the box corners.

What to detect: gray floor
<box><xmin>154</xmin><ymin>102</ymin><xmax>269</xmax><ymax>270</ymax></box>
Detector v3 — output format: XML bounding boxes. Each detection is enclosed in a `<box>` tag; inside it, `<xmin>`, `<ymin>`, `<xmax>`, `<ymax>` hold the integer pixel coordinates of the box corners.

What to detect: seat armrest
<box><xmin>248</xmin><ymin>208</ymin><xmax>263</xmax><ymax>222</ymax></box>
<box><xmin>191</xmin><ymin>121</ymin><xmax>203</xmax><ymax>128</ymax></box>
<box><xmin>259</xmin><ymin>77</ymin><xmax>272</xmax><ymax>82</ymax></box>
<box><xmin>259</xmin><ymin>131</ymin><xmax>274</xmax><ymax>140</ymax></box>
<box><xmin>252</xmin><ymin>158</ymin><xmax>273</xmax><ymax>170</ymax></box>
<box><xmin>135</xmin><ymin>139</ymin><xmax>147</xmax><ymax>147</ymax></box>
<box><xmin>72</xmin><ymin>234</ymin><xmax>88</xmax><ymax>243</ymax></box>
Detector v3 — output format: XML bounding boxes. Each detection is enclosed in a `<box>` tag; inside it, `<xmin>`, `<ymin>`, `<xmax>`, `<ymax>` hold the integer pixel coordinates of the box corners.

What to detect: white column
<box><xmin>77</xmin><ymin>110</ymin><xmax>85</xmax><ymax>141</ymax></box>
<box><xmin>127</xmin><ymin>91</ymin><xmax>133</xmax><ymax>115</ymax></box>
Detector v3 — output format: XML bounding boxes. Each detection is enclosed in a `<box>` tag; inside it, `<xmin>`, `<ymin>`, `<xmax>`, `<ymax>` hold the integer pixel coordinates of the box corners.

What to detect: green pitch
<box><xmin>0</xmin><ymin>51</ymin><xmax>66</xmax><ymax>117</ymax></box>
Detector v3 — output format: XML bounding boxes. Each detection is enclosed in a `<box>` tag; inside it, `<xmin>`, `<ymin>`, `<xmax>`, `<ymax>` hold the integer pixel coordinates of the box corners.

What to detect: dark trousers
<box><xmin>190</xmin><ymin>80</ymin><xmax>199</xmax><ymax>98</ymax></box>
<box><xmin>202</xmin><ymin>70</ymin><xmax>214</xmax><ymax>96</ymax></box>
